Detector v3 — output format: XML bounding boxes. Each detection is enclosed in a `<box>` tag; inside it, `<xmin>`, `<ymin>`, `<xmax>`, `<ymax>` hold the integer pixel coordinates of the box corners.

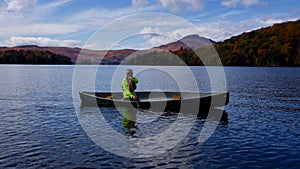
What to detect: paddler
<box><xmin>122</xmin><ymin>69</ymin><xmax>138</xmax><ymax>101</ymax></box>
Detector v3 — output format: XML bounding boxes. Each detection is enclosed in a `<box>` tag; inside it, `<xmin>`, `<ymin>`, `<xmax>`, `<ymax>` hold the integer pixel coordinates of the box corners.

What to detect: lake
<box><xmin>0</xmin><ymin>65</ymin><xmax>299</xmax><ymax>168</ymax></box>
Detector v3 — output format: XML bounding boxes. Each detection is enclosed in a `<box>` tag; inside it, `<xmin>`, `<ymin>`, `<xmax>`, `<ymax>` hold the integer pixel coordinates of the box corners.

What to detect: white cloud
<box><xmin>221</xmin><ymin>0</ymin><xmax>239</xmax><ymax>7</ymax></box>
<box><xmin>221</xmin><ymin>10</ymin><xmax>244</xmax><ymax>18</ymax></box>
<box><xmin>42</xmin><ymin>0</ymin><xmax>72</xmax><ymax>9</ymax></box>
<box><xmin>7</xmin><ymin>36</ymin><xmax>83</xmax><ymax>47</ymax></box>
<box><xmin>4</xmin><ymin>0</ymin><xmax>37</xmax><ymax>11</ymax></box>
<box><xmin>140</xmin><ymin>27</ymin><xmax>163</xmax><ymax>35</ymax></box>
<box><xmin>221</xmin><ymin>0</ymin><xmax>264</xmax><ymax>7</ymax></box>
<box><xmin>132</xmin><ymin>0</ymin><xmax>150</xmax><ymax>8</ymax></box>
<box><xmin>0</xmin><ymin>2</ymin><xmax>143</xmax><ymax>47</ymax></box>
<box><xmin>196</xmin><ymin>22</ymin><xmax>237</xmax><ymax>41</ymax></box>
<box><xmin>0</xmin><ymin>0</ymin><xmax>81</xmax><ymax>36</ymax></box>
<box><xmin>142</xmin><ymin>34</ymin><xmax>175</xmax><ymax>47</ymax></box>
<box><xmin>0</xmin><ymin>0</ymin><xmax>37</xmax><ymax>21</ymax></box>
<box><xmin>158</xmin><ymin>0</ymin><xmax>204</xmax><ymax>12</ymax></box>
<box><xmin>0</xmin><ymin>0</ymin><xmax>72</xmax><ymax>23</ymax></box>
<box><xmin>195</xmin><ymin>16</ymin><xmax>299</xmax><ymax>42</ymax></box>
<box><xmin>256</xmin><ymin>17</ymin><xmax>298</xmax><ymax>26</ymax></box>
<box><xmin>171</xmin><ymin>27</ymin><xmax>199</xmax><ymax>38</ymax></box>
<box><xmin>132</xmin><ymin>0</ymin><xmax>204</xmax><ymax>13</ymax></box>
<box><xmin>138</xmin><ymin>26</ymin><xmax>200</xmax><ymax>48</ymax></box>
<box><xmin>196</xmin><ymin>20</ymin><xmax>271</xmax><ymax>42</ymax></box>
<box><xmin>0</xmin><ymin>23</ymin><xmax>84</xmax><ymax>36</ymax></box>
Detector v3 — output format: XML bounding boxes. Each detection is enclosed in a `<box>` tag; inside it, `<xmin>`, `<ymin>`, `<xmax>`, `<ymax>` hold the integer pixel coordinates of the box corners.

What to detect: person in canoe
<box><xmin>122</xmin><ymin>69</ymin><xmax>138</xmax><ymax>101</ymax></box>
<box><xmin>122</xmin><ymin>69</ymin><xmax>138</xmax><ymax>136</ymax></box>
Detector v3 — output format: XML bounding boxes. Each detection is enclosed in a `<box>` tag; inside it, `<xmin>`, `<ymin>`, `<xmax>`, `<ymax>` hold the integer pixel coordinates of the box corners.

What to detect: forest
<box><xmin>0</xmin><ymin>50</ymin><xmax>73</xmax><ymax>64</ymax></box>
<box><xmin>214</xmin><ymin>20</ymin><xmax>300</xmax><ymax>66</ymax></box>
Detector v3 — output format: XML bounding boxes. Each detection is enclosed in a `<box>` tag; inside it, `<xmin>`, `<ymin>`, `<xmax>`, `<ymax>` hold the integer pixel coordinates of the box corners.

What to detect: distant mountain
<box><xmin>154</xmin><ymin>34</ymin><xmax>214</xmax><ymax>51</ymax></box>
<box><xmin>0</xmin><ymin>45</ymin><xmax>136</xmax><ymax>64</ymax></box>
<box><xmin>0</xmin><ymin>35</ymin><xmax>211</xmax><ymax>65</ymax></box>
<box><xmin>0</xmin><ymin>45</ymin><xmax>81</xmax><ymax>63</ymax></box>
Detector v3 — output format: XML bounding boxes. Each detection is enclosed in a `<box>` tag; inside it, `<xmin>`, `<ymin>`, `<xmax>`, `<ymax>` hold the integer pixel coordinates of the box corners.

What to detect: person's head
<box><xmin>126</xmin><ymin>69</ymin><xmax>133</xmax><ymax>79</ymax></box>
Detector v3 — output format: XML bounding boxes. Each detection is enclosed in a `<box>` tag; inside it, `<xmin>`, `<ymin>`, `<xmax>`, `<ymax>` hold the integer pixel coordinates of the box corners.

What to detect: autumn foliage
<box><xmin>0</xmin><ymin>50</ymin><xmax>72</xmax><ymax>64</ymax></box>
<box><xmin>214</xmin><ymin>20</ymin><xmax>300</xmax><ymax>66</ymax></box>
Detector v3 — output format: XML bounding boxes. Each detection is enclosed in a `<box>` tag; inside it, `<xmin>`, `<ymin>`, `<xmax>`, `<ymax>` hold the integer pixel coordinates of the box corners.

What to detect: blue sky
<box><xmin>0</xmin><ymin>0</ymin><xmax>299</xmax><ymax>49</ymax></box>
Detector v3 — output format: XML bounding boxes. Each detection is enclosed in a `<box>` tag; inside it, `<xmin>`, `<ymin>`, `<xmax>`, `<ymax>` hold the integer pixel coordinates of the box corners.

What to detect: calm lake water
<box><xmin>0</xmin><ymin>65</ymin><xmax>299</xmax><ymax>168</ymax></box>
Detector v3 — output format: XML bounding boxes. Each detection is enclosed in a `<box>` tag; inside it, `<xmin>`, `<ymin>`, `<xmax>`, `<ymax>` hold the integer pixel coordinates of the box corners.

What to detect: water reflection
<box><xmin>122</xmin><ymin>107</ymin><xmax>137</xmax><ymax>137</ymax></box>
<box><xmin>77</xmin><ymin>105</ymin><xmax>229</xmax><ymax>158</ymax></box>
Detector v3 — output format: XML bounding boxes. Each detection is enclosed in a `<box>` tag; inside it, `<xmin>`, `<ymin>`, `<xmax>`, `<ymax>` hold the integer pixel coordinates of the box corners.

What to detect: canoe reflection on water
<box><xmin>121</xmin><ymin>108</ymin><xmax>228</xmax><ymax>138</ymax></box>
<box><xmin>79</xmin><ymin>91</ymin><xmax>229</xmax><ymax>118</ymax></box>
<box><xmin>76</xmin><ymin>105</ymin><xmax>228</xmax><ymax>159</ymax></box>
<box><xmin>78</xmin><ymin>106</ymin><xmax>229</xmax><ymax>140</ymax></box>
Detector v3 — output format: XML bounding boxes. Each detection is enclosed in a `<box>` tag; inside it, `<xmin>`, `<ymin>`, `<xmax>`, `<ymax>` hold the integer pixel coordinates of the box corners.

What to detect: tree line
<box><xmin>214</xmin><ymin>20</ymin><xmax>300</xmax><ymax>66</ymax></box>
<box><xmin>0</xmin><ymin>50</ymin><xmax>73</xmax><ymax>64</ymax></box>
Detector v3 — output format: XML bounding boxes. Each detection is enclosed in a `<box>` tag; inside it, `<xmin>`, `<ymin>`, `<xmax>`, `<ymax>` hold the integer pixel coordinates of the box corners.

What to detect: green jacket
<box><xmin>122</xmin><ymin>77</ymin><xmax>138</xmax><ymax>99</ymax></box>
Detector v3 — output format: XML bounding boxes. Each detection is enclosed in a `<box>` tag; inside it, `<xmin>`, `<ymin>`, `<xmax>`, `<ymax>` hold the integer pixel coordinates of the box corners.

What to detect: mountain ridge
<box><xmin>1</xmin><ymin>19</ymin><xmax>299</xmax><ymax>66</ymax></box>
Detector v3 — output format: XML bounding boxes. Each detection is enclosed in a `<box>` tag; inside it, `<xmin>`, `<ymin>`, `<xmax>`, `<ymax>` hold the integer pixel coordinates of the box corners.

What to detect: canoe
<box><xmin>79</xmin><ymin>91</ymin><xmax>229</xmax><ymax>113</ymax></box>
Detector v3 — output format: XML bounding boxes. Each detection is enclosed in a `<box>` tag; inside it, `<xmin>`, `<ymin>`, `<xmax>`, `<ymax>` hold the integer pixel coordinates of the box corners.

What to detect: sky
<box><xmin>0</xmin><ymin>0</ymin><xmax>299</xmax><ymax>49</ymax></box>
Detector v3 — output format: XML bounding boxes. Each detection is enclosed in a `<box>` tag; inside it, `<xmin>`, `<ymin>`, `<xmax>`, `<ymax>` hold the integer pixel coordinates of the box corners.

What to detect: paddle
<box><xmin>133</xmin><ymin>95</ymin><xmax>140</xmax><ymax>108</ymax></box>
<box><xmin>136</xmin><ymin>100</ymin><xmax>140</xmax><ymax>108</ymax></box>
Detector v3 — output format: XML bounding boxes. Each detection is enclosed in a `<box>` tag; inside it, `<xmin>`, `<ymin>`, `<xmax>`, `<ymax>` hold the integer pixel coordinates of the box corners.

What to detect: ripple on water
<box><xmin>1</xmin><ymin>66</ymin><xmax>300</xmax><ymax>168</ymax></box>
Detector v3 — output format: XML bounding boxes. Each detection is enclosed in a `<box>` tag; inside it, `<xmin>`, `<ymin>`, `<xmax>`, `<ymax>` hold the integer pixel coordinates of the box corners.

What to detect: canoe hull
<box><xmin>79</xmin><ymin>91</ymin><xmax>229</xmax><ymax>114</ymax></box>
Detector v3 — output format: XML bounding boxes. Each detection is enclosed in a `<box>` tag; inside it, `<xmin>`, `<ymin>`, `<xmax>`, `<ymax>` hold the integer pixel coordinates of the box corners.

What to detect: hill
<box><xmin>214</xmin><ymin>20</ymin><xmax>300</xmax><ymax>66</ymax></box>
<box><xmin>154</xmin><ymin>34</ymin><xmax>214</xmax><ymax>51</ymax></box>
<box><xmin>125</xmin><ymin>35</ymin><xmax>214</xmax><ymax>65</ymax></box>
<box><xmin>0</xmin><ymin>49</ymin><xmax>72</xmax><ymax>64</ymax></box>
<box><xmin>0</xmin><ymin>45</ymin><xmax>136</xmax><ymax>64</ymax></box>
<box><xmin>0</xmin><ymin>45</ymin><xmax>80</xmax><ymax>63</ymax></box>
